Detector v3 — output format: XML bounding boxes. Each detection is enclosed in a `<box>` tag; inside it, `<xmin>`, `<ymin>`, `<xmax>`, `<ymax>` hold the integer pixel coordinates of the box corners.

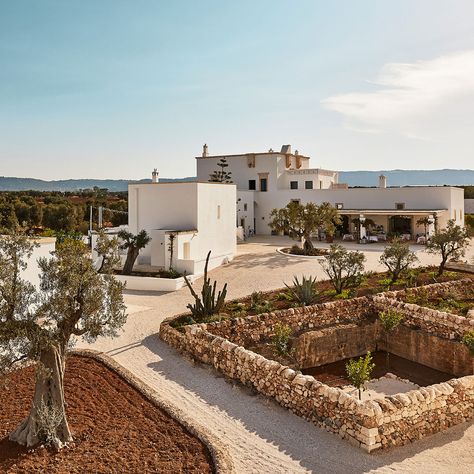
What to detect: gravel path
<box><xmin>76</xmin><ymin>237</ymin><xmax>474</xmax><ymax>474</ymax></box>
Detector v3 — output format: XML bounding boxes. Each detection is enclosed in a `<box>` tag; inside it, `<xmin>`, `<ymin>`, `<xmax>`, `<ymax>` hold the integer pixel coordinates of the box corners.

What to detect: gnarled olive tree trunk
<box><xmin>122</xmin><ymin>247</ymin><xmax>139</xmax><ymax>275</ymax></box>
<box><xmin>9</xmin><ymin>344</ymin><xmax>72</xmax><ymax>449</ymax></box>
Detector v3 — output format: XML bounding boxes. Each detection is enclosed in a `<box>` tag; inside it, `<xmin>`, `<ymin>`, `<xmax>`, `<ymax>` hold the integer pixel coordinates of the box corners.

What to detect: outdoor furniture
<box><xmin>368</xmin><ymin>235</ymin><xmax>378</xmax><ymax>243</ymax></box>
<box><xmin>343</xmin><ymin>234</ymin><xmax>354</xmax><ymax>241</ymax></box>
<box><xmin>377</xmin><ymin>234</ymin><xmax>387</xmax><ymax>241</ymax></box>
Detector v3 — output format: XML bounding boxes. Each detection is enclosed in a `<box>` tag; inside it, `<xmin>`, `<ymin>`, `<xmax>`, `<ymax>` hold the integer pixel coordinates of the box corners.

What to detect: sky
<box><xmin>1</xmin><ymin>0</ymin><xmax>474</xmax><ymax>180</ymax></box>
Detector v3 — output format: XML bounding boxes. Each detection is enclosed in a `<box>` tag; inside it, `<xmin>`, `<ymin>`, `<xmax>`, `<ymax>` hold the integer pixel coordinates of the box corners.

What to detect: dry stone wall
<box><xmin>160</xmin><ymin>280</ymin><xmax>474</xmax><ymax>452</ymax></box>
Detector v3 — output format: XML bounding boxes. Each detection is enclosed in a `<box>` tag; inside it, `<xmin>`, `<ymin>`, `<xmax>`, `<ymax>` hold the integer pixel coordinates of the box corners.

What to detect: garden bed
<box><xmin>171</xmin><ymin>267</ymin><xmax>470</xmax><ymax>328</ymax></box>
<box><xmin>0</xmin><ymin>356</ymin><xmax>214</xmax><ymax>474</ymax></box>
<box><xmin>279</xmin><ymin>246</ymin><xmax>329</xmax><ymax>257</ymax></box>
<box><xmin>395</xmin><ymin>286</ymin><xmax>474</xmax><ymax>316</ymax></box>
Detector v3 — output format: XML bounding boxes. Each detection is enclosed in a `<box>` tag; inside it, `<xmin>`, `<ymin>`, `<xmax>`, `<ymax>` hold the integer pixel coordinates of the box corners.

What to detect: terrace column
<box><xmin>427</xmin><ymin>215</ymin><xmax>435</xmax><ymax>237</ymax></box>
<box><xmin>359</xmin><ymin>214</ymin><xmax>367</xmax><ymax>240</ymax></box>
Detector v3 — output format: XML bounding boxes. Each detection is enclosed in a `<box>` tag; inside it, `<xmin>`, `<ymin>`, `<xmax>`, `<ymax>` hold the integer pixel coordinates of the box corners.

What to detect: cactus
<box><xmin>184</xmin><ymin>251</ymin><xmax>227</xmax><ymax>322</ymax></box>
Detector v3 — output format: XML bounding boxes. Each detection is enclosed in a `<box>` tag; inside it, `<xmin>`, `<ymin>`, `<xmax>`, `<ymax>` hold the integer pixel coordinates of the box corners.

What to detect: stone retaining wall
<box><xmin>204</xmin><ymin>297</ymin><xmax>374</xmax><ymax>346</ymax></box>
<box><xmin>160</xmin><ymin>280</ymin><xmax>474</xmax><ymax>452</ymax></box>
<box><xmin>373</xmin><ymin>279</ymin><xmax>474</xmax><ymax>340</ymax></box>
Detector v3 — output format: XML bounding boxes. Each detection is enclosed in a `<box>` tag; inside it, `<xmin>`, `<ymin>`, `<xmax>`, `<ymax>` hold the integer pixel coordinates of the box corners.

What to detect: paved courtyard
<box><xmin>75</xmin><ymin>236</ymin><xmax>474</xmax><ymax>474</ymax></box>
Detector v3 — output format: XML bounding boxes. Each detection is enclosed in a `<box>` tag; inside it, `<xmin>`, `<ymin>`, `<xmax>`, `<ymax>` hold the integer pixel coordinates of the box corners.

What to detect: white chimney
<box><xmin>202</xmin><ymin>143</ymin><xmax>209</xmax><ymax>157</ymax></box>
<box><xmin>152</xmin><ymin>168</ymin><xmax>159</xmax><ymax>183</ymax></box>
<box><xmin>378</xmin><ymin>174</ymin><xmax>387</xmax><ymax>188</ymax></box>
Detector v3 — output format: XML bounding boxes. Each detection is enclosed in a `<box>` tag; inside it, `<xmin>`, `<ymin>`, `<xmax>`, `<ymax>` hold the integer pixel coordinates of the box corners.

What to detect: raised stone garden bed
<box><xmin>160</xmin><ymin>280</ymin><xmax>474</xmax><ymax>452</ymax></box>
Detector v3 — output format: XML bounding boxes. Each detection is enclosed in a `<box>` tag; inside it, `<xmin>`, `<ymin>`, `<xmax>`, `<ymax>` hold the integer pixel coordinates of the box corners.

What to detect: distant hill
<box><xmin>0</xmin><ymin>176</ymin><xmax>195</xmax><ymax>192</ymax></box>
<box><xmin>339</xmin><ymin>169</ymin><xmax>474</xmax><ymax>187</ymax></box>
<box><xmin>0</xmin><ymin>169</ymin><xmax>473</xmax><ymax>191</ymax></box>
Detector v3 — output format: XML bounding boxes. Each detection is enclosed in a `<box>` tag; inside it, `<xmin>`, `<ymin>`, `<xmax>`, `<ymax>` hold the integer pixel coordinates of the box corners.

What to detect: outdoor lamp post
<box><xmin>427</xmin><ymin>215</ymin><xmax>435</xmax><ymax>237</ymax></box>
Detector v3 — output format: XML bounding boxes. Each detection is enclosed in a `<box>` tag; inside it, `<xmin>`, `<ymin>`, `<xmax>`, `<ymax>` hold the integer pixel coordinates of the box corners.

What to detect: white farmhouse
<box><xmin>196</xmin><ymin>144</ymin><xmax>465</xmax><ymax>239</ymax></box>
<box><xmin>128</xmin><ymin>180</ymin><xmax>236</xmax><ymax>275</ymax></box>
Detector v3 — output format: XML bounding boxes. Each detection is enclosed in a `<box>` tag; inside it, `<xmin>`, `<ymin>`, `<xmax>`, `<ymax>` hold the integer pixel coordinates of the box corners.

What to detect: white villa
<box><xmin>196</xmin><ymin>144</ymin><xmax>465</xmax><ymax>240</ymax></box>
<box><xmin>128</xmin><ymin>180</ymin><xmax>236</xmax><ymax>274</ymax></box>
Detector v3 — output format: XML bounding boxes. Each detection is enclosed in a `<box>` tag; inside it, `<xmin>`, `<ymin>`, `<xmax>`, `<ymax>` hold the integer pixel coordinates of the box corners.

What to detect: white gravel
<box><xmin>59</xmin><ymin>236</ymin><xmax>474</xmax><ymax>473</ymax></box>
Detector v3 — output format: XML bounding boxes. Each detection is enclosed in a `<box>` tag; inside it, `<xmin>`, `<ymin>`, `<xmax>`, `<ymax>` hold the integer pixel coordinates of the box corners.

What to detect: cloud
<box><xmin>321</xmin><ymin>51</ymin><xmax>474</xmax><ymax>138</ymax></box>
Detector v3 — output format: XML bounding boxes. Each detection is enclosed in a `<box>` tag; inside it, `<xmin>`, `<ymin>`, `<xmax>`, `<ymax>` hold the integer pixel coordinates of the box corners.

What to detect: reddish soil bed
<box><xmin>0</xmin><ymin>356</ymin><xmax>214</xmax><ymax>474</ymax></box>
<box><xmin>302</xmin><ymin>351</ymin><xmax>453</xmax><ymax>388</ymax></box>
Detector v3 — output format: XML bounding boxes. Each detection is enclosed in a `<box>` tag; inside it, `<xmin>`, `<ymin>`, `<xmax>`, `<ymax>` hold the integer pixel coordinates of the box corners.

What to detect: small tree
<box><xmin>426</xmin><ymin>220</ymin><xmax>470</xmax><ymax>276</ymax></box>
<box><xmin>346</xmin><ymin>352</ymin><xmax>375</xmax><ymax>400</ymax></box>
<box><xmin>0</xmin><ymin>234</ymin><xmax>126</xmax><ymax>448</ymax></box>
<box><xmin>118</xmin><ymin>229</ymin><xmax>151</xmax><ymax>275</ymax></box>
<box><xmin>269</xmin><ymin>201</ymin><xmax>340</xmax><ymax>254</ymax></box>
<box><xmin>94</xmin><ymin>229</ymin><xmax>120</xmax><ymax>273</ymax></box>
<box><xmin>320</xmin><ymin>244</ymin><xmax>366</xmax><ymax>294</ymax></box>
<box><xmin>416</xmin><ymin>216</ymin><xmax>430</xmax><ymax>236</ymax></box>
<box><xmin>209</xmin><ymin>158</ymin><xmax>232</xmax><ymax>183</ymax></box>
<box><xmin>379</xmin><ymin>238</ymin><xmax>418</xmax><ymax>284</ymax></box>
<box><xmin>378</xmin><ymin>310</ymin><xmax>403</xmax><ymax>369</ymax></box>
<box><xmin>184</xmin><ymin>251</ymin><xmax>227</xmax><ymax>322</ymax></box>
<box><xmin>272</xmin><ymin>323</ymin><xmax>293</xmax><ymax>357</ymax></box>
<box><xmin>168</xmin><ymin>232</ymin><xmax>177</xmax><ymax>270</ymax></box>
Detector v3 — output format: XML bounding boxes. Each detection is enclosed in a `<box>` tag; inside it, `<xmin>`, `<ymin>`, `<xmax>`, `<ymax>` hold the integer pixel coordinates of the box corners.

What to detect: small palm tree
<box><xmin>118</xmin><ymin>229</ymin><xmax>151</xmax><ymax>275</ymax></box>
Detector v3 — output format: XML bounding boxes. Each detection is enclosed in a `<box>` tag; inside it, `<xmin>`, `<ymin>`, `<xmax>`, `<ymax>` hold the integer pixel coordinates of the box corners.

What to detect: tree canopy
<box><xmin>268</xmin><ymin>201</ymin><xmax>341</xmax><ymax>253</ymax></box>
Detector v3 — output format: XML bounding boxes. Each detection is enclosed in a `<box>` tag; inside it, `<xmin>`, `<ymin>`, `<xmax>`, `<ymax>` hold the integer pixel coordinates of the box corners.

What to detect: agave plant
<box><xmin>285</xmin><ymin>275</ymin><xmax>318</xmax><ymax>306</ymax></box>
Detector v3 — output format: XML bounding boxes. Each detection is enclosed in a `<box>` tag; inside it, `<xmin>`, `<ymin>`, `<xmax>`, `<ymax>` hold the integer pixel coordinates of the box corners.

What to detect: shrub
<box><xmin>462</xmin><ymin>331</ymin><xmax>474</xmax><ymax>355</ymax></box>
<box><xmin>379</xmin><ymin>238</ymin><xmax>418</xmax><ymax>284</ymax></box>
<box><xmin>346</xmin><ymin>352</ymin><xmax>375</xmax><ymax>400</ymax></box>
<box><xmin>320</xmin><ymin>244</ymin><xmax>366</xmax><ymax>294</ymax></box>
<box><xmin>249</xmin><ymin>291</ymin><xmax>273</xmax><ymax>313</ymax></box>
<box><xmin>272</xmin><ymin>323</ymin><xmax>293</xmax><ymax>357</ymax></box>
<box><xmin>285</xmin><ymin>275</ymin><xmax>318</xmax><ymax>306</ymax></box>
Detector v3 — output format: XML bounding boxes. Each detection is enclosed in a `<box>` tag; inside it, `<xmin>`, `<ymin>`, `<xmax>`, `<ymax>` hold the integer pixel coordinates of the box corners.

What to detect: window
<box><xmin>305</xmin><ymin>180</ymin><xmax>313</xmax><ymax>189</ymax></box>
<box><xmin>336</xmin><ymin>203</ymin><xmax>343</xmax><ymax>210</ymax></box>
<box><xmin>395</xmin><ymin>203</ymin><xmax>405</xmax><ymax>210</ymax></box>
<box><xmin>319</xmin><ymin>180</ymin><xmax>323</xmax><ymax>189</ymax></box>
<box><xmin>290</xmin><ymin>181</ymin><xmax>298</xmax><ymax>190</ymax></box>
<box><xmin>217</xmin><ymin>205</ymin><xmax>221</xmax><ymax>219</ymax></box>
<box><xmin>454</xmin><ymin>209</ymin><xmax>457</xmax><ymax>220</ymax></box>
<box><xmin>244</xmin><ymin>203</ymin><xmax>247</xmax><ymax>211</ymax></box>
<box><xmin>248</xmin><ymin>179</ymin><xmax>256</xmax><ymax>190</ymax></box>
<box><xmin>183</xmin><ymin>242</ymin><xmax>190</xmax><ymax>260</ymax></box>
<box><xmin>260</xmin><ymin>178</ymin><xmax>268</xmax><ymax>192</ymax></box>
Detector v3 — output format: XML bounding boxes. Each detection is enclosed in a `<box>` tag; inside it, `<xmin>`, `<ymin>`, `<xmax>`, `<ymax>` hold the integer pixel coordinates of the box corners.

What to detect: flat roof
<box><xmin>195</xmin><ymin>152</ymin><xmax>310</xmax><ymax>160</ymax></box>
<box><xmin>338</xmin><ymin>209</ymin><xmax>446</xmax><ymax>215</ymax></box>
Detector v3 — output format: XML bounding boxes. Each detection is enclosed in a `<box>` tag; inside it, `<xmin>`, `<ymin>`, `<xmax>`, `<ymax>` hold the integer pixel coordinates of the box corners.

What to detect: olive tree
<box><xmin>379</xmin><ymin>238</ymin><xmax>418</xmax><ymax>284</ymax></box>
<box><xmin>94</xmin><ymin>229</ymin><xmax>120</xmax><ymax>273</ymax></box>
<box><xmin>118</xmin><ymin>229</ymin><xmax>151</xmax><ymax>275</ymax></box>
<box><xmin>0</xmin><ymin>234</ymin><xmax>126</xmax><ymax>449</ymax></box>
<box><xmin>320</xmin><ymin>244</ymin><xmax>366</xmax><ymax>294</ymax></box>
<box><xmin>426</xmin><ymin>220</ymin><xmax>470</xmax><ymax>276</ymax></box>
<box><xmin>269</xmin><ymin>201</ymin><xmax>340</xmax><ymax>253</ymax></box>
